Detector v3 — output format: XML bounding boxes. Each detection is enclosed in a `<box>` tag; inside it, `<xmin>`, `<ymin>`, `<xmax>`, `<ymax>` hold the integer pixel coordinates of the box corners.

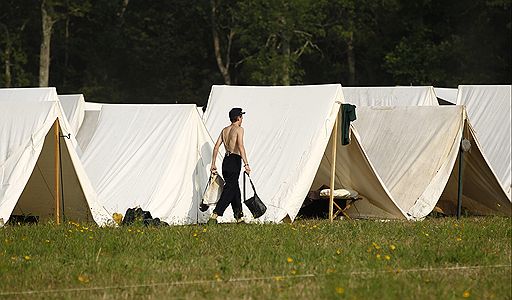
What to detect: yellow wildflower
<box><xmin>24</xmin><ymin>255</ymin><xmax>31</xmax><ymax>261</ymax></box>
<box><xmin>287</xmin><ymin>257</ymin><xmax>294</xmax><ymax>263</ymax></box>
<box><xmin>335</xmin><ymin>287</ymin><xmax>345</xmax><ymax>295</ymax></box>
<box><xmin>456</xmin><ymin>237</ymin><xmax>462</xmax><ymax>241</ymax></box>
<box><xmin>463</xmin><ymin>290</ymin><xmax>470</xmax><ymax>298</ymax></box>
<box><xmin>193</xmin><ymin>233</ymin><xmax>198</xmax><ymax>237</ymax></box>
<box><xmin>274</xmin><ymin>276</ymin><xmax>283</xmax><ymax>281</ymax></box>
<box><xmin>336</xmin><ymin>249</ymin><xmax>342</xmax><ymax>255</ymax></box>
<box><xmin>290</xmin><ymin>269</ymin><xmax>297</xmax><ymax>275</ymax></box>
<box><xmin>376</xmin><ymin>254</ymin><xmax>381</xmax><ymax>260</ymax></box>
<box><xmin>384</xmin><ymin>255</ymin><xmax>391</xmax><ymax>261</ymax></box>
<box><xmin>390</xmin><ymin>244</ymin><xmax>396</xmax><ymax>251</ymax></box>
<box><xmin>112</xmin><ymin>213</ymin><xmax>123</xmax><ymax>225</ymax></box>
<box><xmin>78</xmin><ymin>274</ymin><xmax>90</xmax><ymax>283</ymax></box>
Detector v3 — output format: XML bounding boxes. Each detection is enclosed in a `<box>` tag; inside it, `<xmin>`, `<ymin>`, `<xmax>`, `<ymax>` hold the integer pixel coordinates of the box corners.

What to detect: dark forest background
<box><xmin>1</xmin><ymin>0</ymin><xmax>510</xmax><ymax>105</ymax></box>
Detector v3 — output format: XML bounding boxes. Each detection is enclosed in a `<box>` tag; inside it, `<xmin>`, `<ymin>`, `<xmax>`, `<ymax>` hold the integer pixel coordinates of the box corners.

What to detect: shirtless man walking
<box><xmin>208</xmin><ymin>107</ymin><xmax>251</xmax><ymax>224</ymax></box>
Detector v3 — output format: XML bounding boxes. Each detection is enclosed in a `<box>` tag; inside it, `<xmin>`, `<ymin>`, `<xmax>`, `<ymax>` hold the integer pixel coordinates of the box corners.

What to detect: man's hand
<box><xmin>210</xmin><ymin>165</ymin><xmax>217</xmax><ymax>174</ymax></box>
<box><xmin>244</xmin><ymin>164</ymin><xmax>251</xmax><ymax>175</ymax></box>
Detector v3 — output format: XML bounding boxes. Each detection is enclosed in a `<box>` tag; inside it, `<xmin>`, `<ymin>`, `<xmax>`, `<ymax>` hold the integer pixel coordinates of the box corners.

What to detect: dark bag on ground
<box><xmin>122</xmin><ymin>207</ymin><xmax>168</xmax><ymax>226</ymax></box>
<box><xmin>243</xmin><ymin>172</ymin><xmax>267</xmax><ymax>218</ymax></box>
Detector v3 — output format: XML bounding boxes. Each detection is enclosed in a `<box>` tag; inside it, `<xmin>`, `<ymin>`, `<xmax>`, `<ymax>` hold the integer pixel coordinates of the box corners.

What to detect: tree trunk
<box><xmin>39</xmin><ymin>0</ymin><xmax>54</xmax><ymax>87</ymax></box>
<box><xmin>119</xmin><ymin>0</ymin><xmax>129</xmax><ymax>19</ymax></box>
<box><xmin>210</xmin><ymin>0</ymin><xmax>231</xmax><ymax>84</ymax></box>
<box><xmin>347</xmin><ymin>32</ymin><xmax>356</xmax><ymax>85</ymax></box>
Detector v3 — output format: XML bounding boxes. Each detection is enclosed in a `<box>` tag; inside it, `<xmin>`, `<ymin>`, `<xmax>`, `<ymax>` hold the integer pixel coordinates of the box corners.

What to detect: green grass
<box><xmin>1</xmin><ymin>217</ymin><xmax>511</xmax><ymax>299</ymax></box>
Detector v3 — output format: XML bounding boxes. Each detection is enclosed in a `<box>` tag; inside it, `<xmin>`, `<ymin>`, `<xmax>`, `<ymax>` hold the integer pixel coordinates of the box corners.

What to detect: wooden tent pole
<box><xmin>54</xmin><ymin>120</ymin><xmax>61</xmax><ymax>225</ymax></box>
<box><xmin>329</xmin><ymin>113</ymin><xmax>339</xmax><ymax>222</ymax></box>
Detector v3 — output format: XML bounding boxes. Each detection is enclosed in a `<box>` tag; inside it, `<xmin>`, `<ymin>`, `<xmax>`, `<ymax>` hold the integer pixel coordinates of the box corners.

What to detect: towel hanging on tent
<box><xmin>341</xmin><ymin>104</ymin><xmax>357</xmax><ymax>145</ymax></box>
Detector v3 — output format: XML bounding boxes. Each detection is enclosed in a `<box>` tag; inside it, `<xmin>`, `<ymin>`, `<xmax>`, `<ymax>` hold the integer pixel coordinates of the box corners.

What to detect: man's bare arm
<box><xmin>237</xmin><ymin>127</ymin><xmax>251</xmax><ymax>174</ymax></box>
<box><xmin>211</xmin><ymin>132</ymin><xmax>223</xmax><ymax>173</ymax></box>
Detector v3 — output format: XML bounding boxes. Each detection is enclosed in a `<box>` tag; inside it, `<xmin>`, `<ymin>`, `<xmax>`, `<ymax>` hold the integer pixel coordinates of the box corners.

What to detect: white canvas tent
<box><xmin>347</xmin><ymin>106</ymin><xmax>510</xmax><ymax>218</ymax></box>
<box><xmin>0</xmin><ymin>88</ymin><xmax>112</xmax><ymax>226</ymax></box>
<box><xmin>203</xmin><ymin>85</ymin><xmax>510</xmax><ymax>222</ymax></box>
<box><xmin>342</xmin><ymin>86</ymin><xmax>439</xmax><ymax>106</ymax></box>
<box><xmin>204</xmin><ymin>85</ymin><xmax>406</xmax><ymax>222</ymax></box>
<box><xmin>58</xmin><ymin>94</ymin><xmax>86</xmax><ymax>134</ymax></box>
<box><xmin>80</xmin><ymin>104</ymin><xmax>219</xmax><ymax>224</ymax></box>
<box><xmin>456</xmin><ymin>85</ymin><xmax>511</xmax><ymax>199</ymax></box>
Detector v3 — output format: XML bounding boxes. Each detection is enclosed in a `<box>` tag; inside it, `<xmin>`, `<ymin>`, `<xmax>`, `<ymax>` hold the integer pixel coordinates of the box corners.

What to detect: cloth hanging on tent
<box><xmin>341</xmin><ymin>104</ymin><xmax>357</xmax><ymax>145</ymax></box>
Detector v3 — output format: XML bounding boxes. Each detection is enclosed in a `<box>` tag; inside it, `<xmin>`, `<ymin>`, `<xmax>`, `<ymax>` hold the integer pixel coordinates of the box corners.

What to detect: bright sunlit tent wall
<box><xmin>79</xmin><ymin>104</ymin><xmax>221</xmax><ymax>225</ymax></box>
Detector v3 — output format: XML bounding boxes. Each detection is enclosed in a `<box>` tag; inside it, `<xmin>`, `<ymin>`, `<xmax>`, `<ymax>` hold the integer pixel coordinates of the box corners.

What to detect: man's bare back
<box><xmin>222</xmin><ymin>125</ymin><xmax>242</xmax><ymax>155</ymax></box>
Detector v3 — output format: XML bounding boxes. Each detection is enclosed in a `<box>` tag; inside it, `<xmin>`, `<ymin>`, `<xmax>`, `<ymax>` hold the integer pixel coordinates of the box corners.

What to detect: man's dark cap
<box><xmin>229</xmin><ymin>107</ymin><xmax>245</xmax><ymax>119</ymax></box>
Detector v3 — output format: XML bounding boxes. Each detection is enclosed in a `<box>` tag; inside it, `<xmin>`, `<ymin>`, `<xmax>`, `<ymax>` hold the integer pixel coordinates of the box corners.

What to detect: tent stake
<box><xmin>54</xmin><ymin>120</ymin><xmax>61</xmax><ymax>225</ymax></box>
<box><xmin>329</xmin><ymin>113</ymin><xmax>339</xmax><ymax>222</ymax></box>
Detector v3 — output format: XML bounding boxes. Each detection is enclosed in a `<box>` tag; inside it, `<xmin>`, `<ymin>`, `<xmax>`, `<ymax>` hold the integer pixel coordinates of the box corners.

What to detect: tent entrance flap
<box><xmin>309</xmin><ymin>116</ymin><xmax>405</xmax><ymax>220</ymax></box>
<box><xmin>437</xmin><ymin>121</ymin><xmax>511</xmax><ymax>216</ymax></box>
<box><xmin>12</xmin><ymin>121</ymin><xmax>94</xmax><ymax>224</ymax></box>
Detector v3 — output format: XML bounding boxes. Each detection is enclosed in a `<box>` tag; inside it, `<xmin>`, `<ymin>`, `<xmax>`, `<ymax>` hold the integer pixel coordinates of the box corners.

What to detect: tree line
<box><xmin>0</xmin><ymin>0</ymin><xmax>510</xmax><ymax>105</ymax></box>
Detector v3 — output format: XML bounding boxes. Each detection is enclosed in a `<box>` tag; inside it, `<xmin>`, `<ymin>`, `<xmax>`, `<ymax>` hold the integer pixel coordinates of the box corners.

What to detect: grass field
<box><xmin>0</xmin><ymin>217</ymin><xmax>510</xmax><ymax>299</ymax></box>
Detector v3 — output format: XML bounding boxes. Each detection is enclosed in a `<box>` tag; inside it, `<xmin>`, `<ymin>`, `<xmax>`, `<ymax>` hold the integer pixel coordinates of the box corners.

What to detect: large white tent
<box><xmin>204</xmin><ymin>85</ymin><xmax>405</xmax><ymax>222</ymax></box>
<box><xmin>456</xmin><ymin>85</ymin><xmax>511</xmax><ymax>199</ymax></box>
<box><xmin>0</xmin><ymin>88</ymin><xmax>112</xmax><ymax>226</ymax></box>
<box><xmin>203</xmin><ymin>85</ymin><xmax>510</xmax><ymax>222</ymax></box>
<box><xmin>80</xmin><ymin>104</ymin><xmax>219</xmax><ymax>224</ymax></box>
<box><xmin>342</xmin><ymin>86</ymin><xmax>439</xmax><ymax>106</ymax></box>
<box><xmin>332</xmin><ymin>85</ymin><xmax>509</xmax><ymax>215</ymax></box>
<box><xmin>348</xmin><ymin>106</ymin><xmax>510</xmax><ymax>217</ymax></box>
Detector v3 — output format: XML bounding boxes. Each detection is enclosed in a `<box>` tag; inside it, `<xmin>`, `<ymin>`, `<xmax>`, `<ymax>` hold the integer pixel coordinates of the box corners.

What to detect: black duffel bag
<box><xmin>122</xmin><ymin>207</ymin><xmax>168</xmax><ymax>226</ymax></box>
<box><xmin>243</xmin><ymin>172</ymin><xmax>267</xmax><ymax>219</ymax></box>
